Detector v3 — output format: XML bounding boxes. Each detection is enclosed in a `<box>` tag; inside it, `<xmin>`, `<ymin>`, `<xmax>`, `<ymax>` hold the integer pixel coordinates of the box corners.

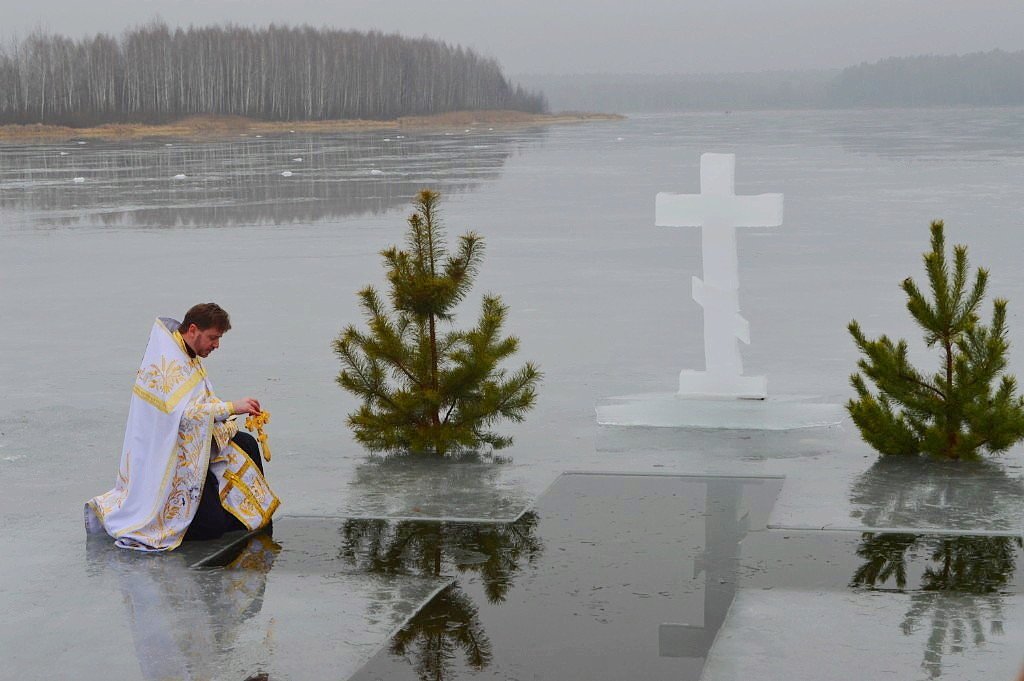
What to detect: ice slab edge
<box><xmin>595</xmin><ymin>393</ymin><xmax>845</xmax><ymax>430</ymax></box>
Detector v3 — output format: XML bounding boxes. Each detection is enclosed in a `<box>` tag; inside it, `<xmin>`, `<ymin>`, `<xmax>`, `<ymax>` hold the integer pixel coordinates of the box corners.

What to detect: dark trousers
<box><xmin>184</xmin><ymin>431</ymin><xmax>266</xmax><ymax>541</ymax></box>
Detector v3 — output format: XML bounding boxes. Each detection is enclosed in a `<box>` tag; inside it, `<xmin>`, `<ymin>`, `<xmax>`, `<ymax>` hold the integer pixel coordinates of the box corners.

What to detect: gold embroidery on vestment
<box><xmin>222</xmin><ymin>468</ymin><xmax>278</xmax><ymax>529</ymax></box>
<box><xmin>142</xmin><ymin>357</ymin><xmax>187</xmax><ymax>393</ymax></box>
<box><xmin>133</xmin><ymin>368</ymin><xmax>205</xmax><ymax>414</ymax></box>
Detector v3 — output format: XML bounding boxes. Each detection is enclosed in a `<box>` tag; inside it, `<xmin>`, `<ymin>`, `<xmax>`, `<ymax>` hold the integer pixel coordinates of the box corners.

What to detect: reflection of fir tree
<box><xmin>902</xmin><ymin>591</ymin><xmax>1004</xmax><ymax>679</ymax></box>
<box><xmin>341</xmin><ymin>514</ymin><xmax>541</xmax><ymax>681</ymax></box>
<box><xmin>389</xmin><ymin>585</ymin><xmax>491</xmax><ymax>681</ymax></box>
<box><xmin>445</xmin><ymin>514</ymin><xmax>541</xmax><ymax>603</ymax></box>
<box><xmin>340</xmin><ymin>512</ymin><xmax>542</xmax><ymax>601</ymax></box>
<box><xmin>848</xmin><ymin>456</ymin><xmax>1024</xmax><ymax>530</ymax></box>
<box><xmin>919</xmin><ymin>536</ymin><xmax>1020</xmax><ymax>592</ymax></box>
<box><xmin>850</xmin><ymin>532</ymin><xmax>919</xmax><ymax>590</ymax></box>
<box><xmin>851</xmin><ymin>533</ymin><xmax>1021</xmax><ymax>678</ymax></box>
<box><xmin>341</xmin><ymin>519</ymin><xmax>446</xmax><ymax>576</ymax></box>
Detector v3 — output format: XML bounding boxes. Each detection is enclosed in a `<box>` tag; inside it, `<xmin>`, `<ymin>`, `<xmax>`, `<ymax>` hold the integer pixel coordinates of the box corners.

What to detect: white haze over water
<box><xmin>2</xmin><ymin>0</ymin><xmax>1024</xmax><ymax>74</ymax></box>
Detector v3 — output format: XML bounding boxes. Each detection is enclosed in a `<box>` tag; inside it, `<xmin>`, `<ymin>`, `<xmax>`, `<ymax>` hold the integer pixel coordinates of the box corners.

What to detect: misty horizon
<box><xmin>2</xmin><ymin>0</ymin><xmax>1024</xmax><ymax>76</ymax></box>
<box><xmin>2</xmin><ymin>19</ymin><xmax>1021</xmax><ymax>80</ymax></box>
<box><xmin>5</xmin><ymin>20</ymin><xmax>1024</xmax><ymax>124</ymax></box>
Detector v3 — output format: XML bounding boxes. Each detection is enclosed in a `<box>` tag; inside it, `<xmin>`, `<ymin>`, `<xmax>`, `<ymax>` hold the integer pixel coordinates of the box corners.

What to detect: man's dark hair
<box><xmin>181</xmin><ymin>302</ymin><xmax>231</xmax><ymax>332</ymax></box>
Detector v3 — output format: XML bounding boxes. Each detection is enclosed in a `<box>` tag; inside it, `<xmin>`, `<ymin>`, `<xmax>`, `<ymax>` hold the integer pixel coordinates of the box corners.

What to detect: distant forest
<box><xmin>0</xmin><ymin>22</ymin><xmax>547</xmax><ymax>125</ymax></box>
<box><xmin>827</xmin><ymin>50</ymin><xmax>1024</xmax><ymax>107</ymax></box>
<box><xmin>518</xmin><ymin>50</ymin><xmax>1024</xmax><ymax>113</ymax></box>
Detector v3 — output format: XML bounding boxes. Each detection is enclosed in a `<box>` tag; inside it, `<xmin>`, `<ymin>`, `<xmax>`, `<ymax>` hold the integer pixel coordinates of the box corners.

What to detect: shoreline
<box><xmin>0</xmin><ymin>111</ymin><xmax>624</xmax><ymax>141</ymax></box>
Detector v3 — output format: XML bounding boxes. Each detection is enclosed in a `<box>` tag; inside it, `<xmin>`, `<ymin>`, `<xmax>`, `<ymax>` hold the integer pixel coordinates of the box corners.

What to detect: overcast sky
<box><xmin>3</xmin><ymin>0</ymin><xmax>1024</xmax><ymax>75</ymax></box>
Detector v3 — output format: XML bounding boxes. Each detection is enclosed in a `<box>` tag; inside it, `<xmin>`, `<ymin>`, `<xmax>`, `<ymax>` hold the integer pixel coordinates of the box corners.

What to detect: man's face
<box><xmin>185</xmin><ymin>324</ymin><xmax>224</xmax><ymax>358</ymax></box>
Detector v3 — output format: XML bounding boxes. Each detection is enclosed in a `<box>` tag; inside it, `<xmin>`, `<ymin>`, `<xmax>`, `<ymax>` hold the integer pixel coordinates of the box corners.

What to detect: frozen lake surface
<box><xmin>4</xmin><ymin>108</ymin><xmax>1024</xmax><ymax>679</ymax></box>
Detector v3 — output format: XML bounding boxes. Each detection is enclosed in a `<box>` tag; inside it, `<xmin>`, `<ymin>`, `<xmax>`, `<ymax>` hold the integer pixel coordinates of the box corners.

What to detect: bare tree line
<box><xmin>0</xmin><ymin>22</ymin><xmax>548</xmax><ymax>125</ymax></box>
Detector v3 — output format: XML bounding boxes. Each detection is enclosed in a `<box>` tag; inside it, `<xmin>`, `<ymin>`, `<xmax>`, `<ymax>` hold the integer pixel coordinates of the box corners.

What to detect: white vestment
<box><xmin>86</xmin><ymin>317</ymin><xmax>279</xmax><ymax>551</ymax></box>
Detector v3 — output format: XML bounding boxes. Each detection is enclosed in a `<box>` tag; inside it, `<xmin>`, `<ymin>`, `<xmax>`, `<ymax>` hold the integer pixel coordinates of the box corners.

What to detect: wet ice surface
<box><xmin>703</xmin><ymin>590</ymin><xmax>1023</xmax><ymax>681</ymax></box>
<box><xmin>595</xmin><ymin>425</ymin><xmax>1024</xmax><ymax>534</ymax></box>
<box><xmin>77</xmin><ymin>526</ymin><xmax>446</xmax><ymax>681</ymax></box>
<box><xmin>350</xmin><ymin>477</ymin><xmax>1024</xmax><ymax>681</ymax></box>
<box><xmin>337</xmin><ymin>452</ymin><xmax>532</xmax><ymax>520</ymax></box>
<box><xmin>4</xmin><ymin>520</ymin><xmax>446</xmax><ymax>681</ymax></box>
<box><xmin>739</xmin><ymin>529</ymin><xmax>1024</xmax><ymax>593</ymax></box>
<box><xmin>729</xmin><ymin>530</ymin><xmax>1024</xmax><ymax>680</ymax></box>
<box><xmin>352</xmin><ymin>473</ymin><xmax>783</xmax><ymax>681</ymax></box>
<box><xmin>6</xmin><ymin>109</ymin><xmax>1024</xmax><ymax>677</ymax></box>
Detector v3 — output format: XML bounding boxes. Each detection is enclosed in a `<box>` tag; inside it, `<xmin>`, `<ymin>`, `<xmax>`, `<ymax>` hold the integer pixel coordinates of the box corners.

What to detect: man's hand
<box><xmin>231</xmin><ymin>397</ymin><xmax>261</xmax><ymax>416</ymax></box>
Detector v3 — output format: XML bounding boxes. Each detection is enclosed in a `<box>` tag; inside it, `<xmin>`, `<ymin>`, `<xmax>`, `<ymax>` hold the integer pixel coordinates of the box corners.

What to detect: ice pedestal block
<box><xmin>595</xmin><ymin>393</ymin><xmax>845</xmax><ymax>430</ymax></box>
<box><xmin>677</xmin><ymin>369</ymin><xmax>766</xmax><ymax>399</ymax></box>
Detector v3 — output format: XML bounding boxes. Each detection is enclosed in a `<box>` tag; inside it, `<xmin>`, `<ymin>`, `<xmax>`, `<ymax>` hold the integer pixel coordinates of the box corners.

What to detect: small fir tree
<box><xmin>847</xmin><ymin>220</ymin><xmax>1024</xmax><ymax>460</ymax></box>
<box><xmin>334</xmin><ymin>189</ymin><xmax>541</xmax><ymax>457</ymax></box>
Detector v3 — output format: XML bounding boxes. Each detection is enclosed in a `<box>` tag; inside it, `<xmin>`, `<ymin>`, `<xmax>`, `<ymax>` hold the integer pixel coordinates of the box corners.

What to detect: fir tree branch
<box><xmin>898</xmin><ymin>371</ymin><xmax>947</xmax><ymax>401</ymax></box>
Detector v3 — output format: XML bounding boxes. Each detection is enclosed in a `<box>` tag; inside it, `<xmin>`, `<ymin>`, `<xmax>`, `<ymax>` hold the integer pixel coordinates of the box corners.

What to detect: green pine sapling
<box><xmin>334</xmin><ymin>189</ymin><xmax>541</xmax><ymax>457</ymax></box>
<box><xmin>848</xmin><ymin>220</ymin><xmax>1024</xmax><ymax>459</ymax></box>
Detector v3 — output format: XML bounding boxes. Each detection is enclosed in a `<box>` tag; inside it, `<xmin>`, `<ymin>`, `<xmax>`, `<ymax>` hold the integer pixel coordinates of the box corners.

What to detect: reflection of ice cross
<box><xmin>656</xmin><ymin>153</ymin><xmax>782</xmax><ymax>399</ymax></box>
<box><xmin>659</xmin><ymin>478</ymin><xmax>753</xmax><ymax>659</ymax></box>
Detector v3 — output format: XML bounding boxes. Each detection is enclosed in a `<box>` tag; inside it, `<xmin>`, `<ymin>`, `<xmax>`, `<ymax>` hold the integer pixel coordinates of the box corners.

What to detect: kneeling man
<box><xmin>86</xmin><ymin>303</ymin><xmax>279</xmax><ymax>551</ymax></box>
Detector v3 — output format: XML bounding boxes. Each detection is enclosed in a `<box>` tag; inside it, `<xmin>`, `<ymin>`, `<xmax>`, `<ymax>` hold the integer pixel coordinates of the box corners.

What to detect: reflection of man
<box><xmin>86</xmin><ymin>303</ymin><xmax>279</xmax><ymax>551</ymax></box>
<box><xmin>87</xmin><ymin>531</ymin><xmax>281</xmax><ymax>680</ymax></box>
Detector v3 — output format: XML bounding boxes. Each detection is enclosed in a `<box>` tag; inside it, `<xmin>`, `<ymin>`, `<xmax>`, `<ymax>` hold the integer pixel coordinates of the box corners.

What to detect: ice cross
<box><xmin>656</xmin><ymin>153</ymin><xmax>783</xmax><ymax>399</ymax></box>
